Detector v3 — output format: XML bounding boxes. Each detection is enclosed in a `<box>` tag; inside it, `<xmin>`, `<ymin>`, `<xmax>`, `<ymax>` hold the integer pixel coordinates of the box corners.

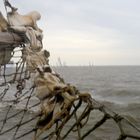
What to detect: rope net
<box><xmin>0</xmin><ymin>1</ymin><xmax>140</xmax><ymax>140</ymax></box>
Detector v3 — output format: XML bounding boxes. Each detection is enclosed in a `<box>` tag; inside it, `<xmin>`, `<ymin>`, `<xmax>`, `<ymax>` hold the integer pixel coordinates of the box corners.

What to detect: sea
<box><xmin>0</xmin><ymin>66</ymin><xmax>140</xmax><ymax>140</ymax></box>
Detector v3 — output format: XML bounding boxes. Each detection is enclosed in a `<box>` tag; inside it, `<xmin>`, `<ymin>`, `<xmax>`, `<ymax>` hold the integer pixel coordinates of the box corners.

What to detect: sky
<box><xmin>0</xmin><ymin>0</ymin><xmax>140</xmax><ymax>66</ymax></box>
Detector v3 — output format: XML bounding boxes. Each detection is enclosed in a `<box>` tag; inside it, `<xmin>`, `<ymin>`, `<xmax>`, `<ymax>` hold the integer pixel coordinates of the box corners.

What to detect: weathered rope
<box><xmin>0</xmin><ymin>60</ymin><xmax>140</xmax><ymax>140</ymax></box>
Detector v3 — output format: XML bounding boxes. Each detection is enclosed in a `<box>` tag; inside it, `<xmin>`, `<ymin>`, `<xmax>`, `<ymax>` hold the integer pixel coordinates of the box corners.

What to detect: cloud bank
<box><xmin>0</xmin><ymin>0</ymin><xmax>140</xmax><ymax>65</ymax></box>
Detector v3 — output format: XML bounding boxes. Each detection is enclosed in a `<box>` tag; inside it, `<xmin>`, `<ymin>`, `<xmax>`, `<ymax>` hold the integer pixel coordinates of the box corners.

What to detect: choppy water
<box><xmin>0</xmin><ymin>66</ymin><xmax>140</xmax><ymax>139</ymax></box>
<box><xmin>55</xmin><ymin>66</ymin><xmax>140</xmax><ymax>102</ymax></box>
<box><xmin>54</xmin><ymin>66</ymin><xmax>140</xmax><ymax>122</ymax></box>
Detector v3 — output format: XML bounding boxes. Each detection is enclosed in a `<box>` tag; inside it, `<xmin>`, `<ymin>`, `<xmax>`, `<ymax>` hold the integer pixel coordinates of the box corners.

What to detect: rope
<box><xmin>3</xmin><ymin>0</ymin><xmax>17</xmax><ymax>43</ymax></box>
<box><xmin>0</xmin><ymin>44</ymin><xmax>140</xmax><ymax>140</ymax></box>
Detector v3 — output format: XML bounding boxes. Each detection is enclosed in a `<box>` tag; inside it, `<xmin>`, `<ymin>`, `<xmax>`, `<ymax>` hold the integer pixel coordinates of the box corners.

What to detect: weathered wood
<box><xmin>0</xmin><ymin>32</ymin><xmax>23</xmax><ymax>48</ymax></box>
<box><xmin>0</xmin><ymin>11</ymin><xmax>8</xmax><ymax>32</ymax></box>
<box><xmin>0</xmin><ymin>11</ymin><xmax>23</xmax><ymax>48</ymax></box>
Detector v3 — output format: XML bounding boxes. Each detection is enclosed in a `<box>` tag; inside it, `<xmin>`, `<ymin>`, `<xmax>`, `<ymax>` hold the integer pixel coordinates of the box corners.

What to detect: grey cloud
<box><xmin>1</xmin><ymin>0</ymin><xmax>140</xmax><ymax>65</ymax></box>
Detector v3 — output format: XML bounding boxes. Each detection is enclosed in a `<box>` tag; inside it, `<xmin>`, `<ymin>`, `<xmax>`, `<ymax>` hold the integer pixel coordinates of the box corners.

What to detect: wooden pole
<box><xmin>0</xmin><ymin>32</ymin><xmax>23</xmax><ymax>48</ymax></box>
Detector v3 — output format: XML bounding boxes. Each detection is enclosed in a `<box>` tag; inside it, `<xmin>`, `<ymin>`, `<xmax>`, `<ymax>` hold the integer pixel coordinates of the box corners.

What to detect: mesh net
<box><xmin>0</xmin><ymin>44</ymin><xmax>140</xmax><ymax>140</ymax></box>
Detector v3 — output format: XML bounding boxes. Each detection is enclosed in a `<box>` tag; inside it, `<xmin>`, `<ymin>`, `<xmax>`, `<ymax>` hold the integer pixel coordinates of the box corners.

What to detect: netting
<box><xmin>0</xmin><ymin>58</ymin><xmax>140</xmax><ymax>140</ymax></box>
<box><xmin>0</xmin><ymin>1</ymin><xmax>140</xmax><ymax>140</ymax></box>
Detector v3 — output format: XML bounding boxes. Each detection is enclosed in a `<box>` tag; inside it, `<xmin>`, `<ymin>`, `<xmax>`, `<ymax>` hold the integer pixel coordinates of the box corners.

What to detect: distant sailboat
<box><xmin>57</xmin><ymin>57</ymin><xmax>63</xmax><ymax>66</ymax></box>
<box><xmin>57</xmin><ymin>57</ymin><xmax>67</xmax><ymax>67</ymax></box>
<box><xmin>8</xmin><ymin>60</ymin><xmax>14</xmax><ymax>64</ymax></box>
<box><xmin>89</xmin><ymin>61</ymin><xmax>94</xmax><ymax>67</ymax></box>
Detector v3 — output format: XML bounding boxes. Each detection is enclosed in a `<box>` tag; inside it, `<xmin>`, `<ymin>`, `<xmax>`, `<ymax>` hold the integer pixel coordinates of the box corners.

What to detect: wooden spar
<box><xmin>0</xmin><ymin>32</ymin><xmax>23</xmax><ymax>48</ymax></box>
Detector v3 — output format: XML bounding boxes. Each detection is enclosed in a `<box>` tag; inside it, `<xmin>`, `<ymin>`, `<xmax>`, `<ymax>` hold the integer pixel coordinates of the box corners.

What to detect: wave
<box><xmin>91</xmin><ymin>89</ymin><xmax>140</xmax><ymax>105</ymax></box>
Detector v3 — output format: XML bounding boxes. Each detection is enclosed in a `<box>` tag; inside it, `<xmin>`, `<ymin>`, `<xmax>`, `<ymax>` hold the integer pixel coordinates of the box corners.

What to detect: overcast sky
<box><xmin>1</xmin><ymin>0</ymin><xmax>140</xmax><ymax>66</ymax></box>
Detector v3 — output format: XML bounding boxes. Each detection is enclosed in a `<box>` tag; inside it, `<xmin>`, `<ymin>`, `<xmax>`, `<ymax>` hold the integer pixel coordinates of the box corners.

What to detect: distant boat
<box><xmin>8</xmin><ymin>60</ymin><xmax>14</xmax><ymax>64</ymax></box>
<box><xmin>89</xmin><ymin>61</ymin><xmax>94</xmax><ymax>67</ymax></box>
<box><xmin>57</xmin><ymin>57</ymin><xmax>63</xmax><ymax>66</ymax></box>
<box><xmin>57</xmin><ymin>57</ymin><xmax>67</xmax><ymax>67</ymax></box>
